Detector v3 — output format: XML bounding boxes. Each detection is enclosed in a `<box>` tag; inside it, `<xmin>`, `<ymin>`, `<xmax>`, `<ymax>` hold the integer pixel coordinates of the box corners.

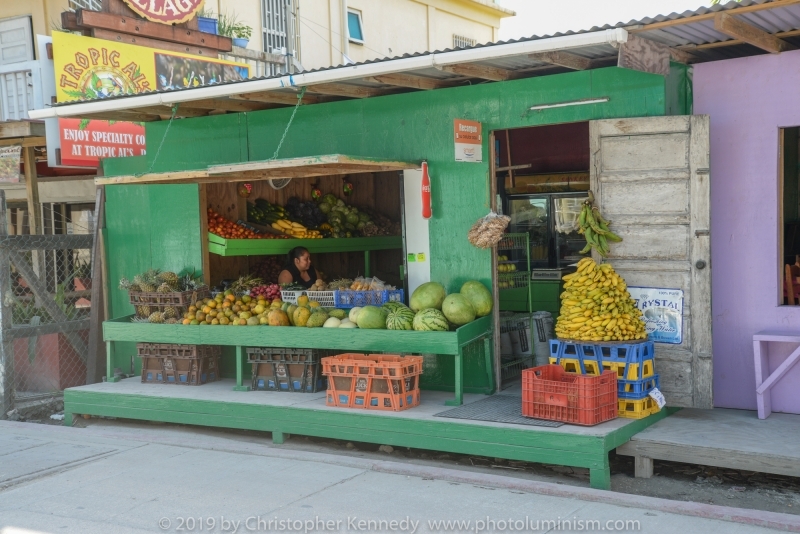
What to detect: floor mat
<box><xmin>433</xmin><ymin>394</ymin><xmax>563</xmax><ymax>428</ymax></box>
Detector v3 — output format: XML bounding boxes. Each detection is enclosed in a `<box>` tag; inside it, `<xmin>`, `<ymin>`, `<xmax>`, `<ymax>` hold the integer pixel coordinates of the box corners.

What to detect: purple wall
<box><xmin>695</xmin><ymin>51</ymin><xmax>800</xmax><ymax>414</ymax></box>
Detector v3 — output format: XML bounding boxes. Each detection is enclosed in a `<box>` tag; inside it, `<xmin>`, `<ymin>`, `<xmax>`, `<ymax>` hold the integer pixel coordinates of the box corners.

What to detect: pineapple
<box><xmin>165</xmin><ymin>318</ymin><xmax>178</xmax><ymax>325</ymax></box>
<box><xmin>157</xmin><ymin>283</ymin><xmax>173</xmax><ymax>293</ymax></box>
<box><xmin>158</xmin><ymin>271</ymin><xmax>180</xmax><ymax>288</ymax></box>
<box><xmin>131</xmin><ymin>316</ymin><xmax>150</xmax><ymax>323</ymax></box>
<box><xmin>163</xmin><ymin>307</ymin><xmax>177</xmax><ymax>319</ymax></box>
<box><xmin>148</xmin><ymin>311</ymin><xmax>164</xmax><ymax>324</ymax></box>
<box><xmin>136</xmin><ymin>305</ymin><xmax>151</xmax><ymax>317</ymax></box>
<box><xmin>118</xmin><ymin>277</ymin><xmax>132</xmax><ymax>291</ymax></box>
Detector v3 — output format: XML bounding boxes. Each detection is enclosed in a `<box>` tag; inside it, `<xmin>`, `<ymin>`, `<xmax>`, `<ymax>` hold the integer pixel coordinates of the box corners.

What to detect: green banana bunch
<box><xmin>576</xmin><ymin>193</ymin><xmax>622</xmax><ymax>257</ymax></box>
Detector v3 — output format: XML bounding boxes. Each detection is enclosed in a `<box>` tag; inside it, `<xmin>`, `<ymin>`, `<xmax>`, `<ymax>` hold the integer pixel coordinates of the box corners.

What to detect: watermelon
<box><xmin>410</xmin><ymin>282</ymin><xmax>446</xmax><ymax>311</ymax></box>
<box><xmin>386</xmin><ymin>307</ymin><xmax>415</xmax><ymax>330</ymax></box>
<box><xmin>356</xmin><ymin>305</ymin><xmax>387</xmax><ymax>329</ymax></box>
<box><xmin>460</xmin><ymin>280</ymin><xmax>493</xmax><ymax>317</ymax></box>
<box><xmin>382</xmin><ymin>301</ymin><xmax>407</xmax><ymax>313</ymax></box>
<box><xmin>441</xmin><ymin>294</ymin><xmax>476</xmax><ymax>326</ymax></box>
<box><xmin>413</xmin><ymin>308</ymin><xmax>449</xmax><ymax>331</ymax></box>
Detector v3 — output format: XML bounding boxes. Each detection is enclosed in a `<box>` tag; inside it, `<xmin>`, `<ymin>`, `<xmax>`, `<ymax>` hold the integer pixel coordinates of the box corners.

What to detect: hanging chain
<box><xmin>135</xmin><ymin>103</ymin><xmax>179</xmax><ymax>177</ymax></box>
<box><xmin>270</xmin><ymin>87</ymin><xmax>307</xmax><ymax>161</ymax></box>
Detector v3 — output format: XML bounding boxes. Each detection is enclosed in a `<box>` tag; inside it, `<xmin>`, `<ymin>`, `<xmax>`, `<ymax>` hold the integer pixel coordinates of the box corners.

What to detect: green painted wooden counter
<box><xmin>103</xmin><ymin>314</ymin><xmax>493</xmax><ymax>405</ymax></box>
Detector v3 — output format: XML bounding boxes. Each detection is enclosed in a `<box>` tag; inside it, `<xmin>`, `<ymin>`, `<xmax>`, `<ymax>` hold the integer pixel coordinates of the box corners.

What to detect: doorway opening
<box><xmin>781</xmin><ymin>127</ymin><xmax>800</xmax><ymax>305</ymax></box>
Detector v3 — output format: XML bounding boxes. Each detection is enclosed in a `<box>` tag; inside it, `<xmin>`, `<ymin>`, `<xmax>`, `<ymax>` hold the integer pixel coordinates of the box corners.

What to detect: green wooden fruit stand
<box><xmin>104</xmin><ymin>315</ymin><xmax>493</xmax><ymax>406</ymax></box>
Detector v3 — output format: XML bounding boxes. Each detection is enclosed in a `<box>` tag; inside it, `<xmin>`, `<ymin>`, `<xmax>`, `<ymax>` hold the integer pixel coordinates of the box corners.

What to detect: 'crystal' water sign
<box><xmin>628</xmin><ymin>287</ymin><xmax>684</xmax><ymax>344</ymax></box>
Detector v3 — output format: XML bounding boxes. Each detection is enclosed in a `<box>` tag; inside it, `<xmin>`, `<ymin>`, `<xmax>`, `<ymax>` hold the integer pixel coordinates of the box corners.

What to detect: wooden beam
<box><xmin>22</xmin><ymin>146</ymin><xmax>41</xmax><ymax>236</ymax></box>
<box><xmin>530</xmin><ymin>51</ymin><xmax>591</xmax><ymax>70</ymax></box>
<box><xmin>132</xmin><ymin>105</ymin><xmax>209</xmax><ymax>118</ymax></box>
<box><xmin>304</xmin><ymin>83</ymin><xmax>388</xmax><ymax>98</ymax></box>
<box><xmin>0</xmin><ymin>121</ymin><xmax>46</xmax><ymax>140</ymax></box>
<box><xmin>683</xmin><ymin>27</ymin><xmax>800</xmax><ymax>51</ymax></box>
<box><xmin>77</xmin><ymin>111</ymin><xmax>162</xmax><ymax>122</ymax></box>
<box><xmin>618</xmin><ymin>34</ymin><xmax>671</xmax><ymax>76</ymax></box>
<box><xmin>669</xmin><ymin>47</ymin><xmax>697</xmax><ymax>64</ymax></box>
<box><xmin>230</xmin><ymin>91</ymin><xmax>320</xmax><ymax>106</ymax></box>
<box><xmin>436</xmin><ymin>63</ymin><xmax>514</xmax><ymax>81</ymax></box>
<box><xmin>177</xmin><ymin>98</ymin><xmax>273</xmax><ymax>113</ymax></box>
<box><xmin>629</xmin><ymin>0</ymin><xmax>800</xmax><ymax>33</ymax></box>
<box><xmin>0</xmin><ymin>137</ymin><xmax>46</xmax><ymax>148</ymax></box>
<box><xmin>89</xmin><ymin>28</ymin><xmax>221</xmax><ymax>58</ymax></box>
<box><xmin>76</xmin><ymin>9</ymin><xmax>232</xmax><ymax>51</ymax></box>
<box><xmin>714</xmin><ymin>13</ymin><xmax>795</xmax><ymax>54</ymax></box>
<box><xmin>363</xmin><ymin>73</ymin><xmax>452</xmax><ymax>90</ymax></box>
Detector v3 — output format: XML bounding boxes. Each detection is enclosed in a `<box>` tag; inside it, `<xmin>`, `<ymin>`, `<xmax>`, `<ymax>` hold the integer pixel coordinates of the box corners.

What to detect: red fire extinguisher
<box><xmin>421</xmin><ymin>161</ymin><xmax>432</xmax><ymax>219</ymax></box>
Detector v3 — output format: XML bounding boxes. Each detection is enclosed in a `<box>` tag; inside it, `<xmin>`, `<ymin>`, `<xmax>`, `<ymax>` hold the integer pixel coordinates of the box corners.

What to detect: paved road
<box><xmin>0</xmin><ymin>420</ymin><xmax>797</xmax><ymax>534</ymax></box>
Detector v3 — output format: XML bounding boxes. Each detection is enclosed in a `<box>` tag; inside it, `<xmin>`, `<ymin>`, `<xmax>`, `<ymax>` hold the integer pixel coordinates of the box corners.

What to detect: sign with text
<box><xmin>628</xmin><ymin>287</ymin><xmax>684</xmax><ymax>344</ymax></box>
<box><xmin>59</xmin><ymin>119</ymin><xmax>146</xmax><ymax>167</ymax></box>
<box><xmin>53</xmin><ymin>32</ymin><xmax>248</xmax><ymax>103</ymax></box>
<box><xmin>123</xmin><ymin>0</ymin><xmax>205</xmax><ymax>24</ymax></box>
<box><xmin>0</xmin><ymin>146</ymin><xmax>21</xmax><ymax>183</ymax></box>
<box><xmin>454</xmin><ymin>119</ymin><xmax>482</xmax><ymax>163</ymax></box>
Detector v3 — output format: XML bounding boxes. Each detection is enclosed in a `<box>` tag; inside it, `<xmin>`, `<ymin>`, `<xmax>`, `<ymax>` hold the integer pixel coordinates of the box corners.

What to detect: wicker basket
<box><xmin>129</xmin><ymin>288</ymin><xmax>210</xmax><ymax>317</ymax></box>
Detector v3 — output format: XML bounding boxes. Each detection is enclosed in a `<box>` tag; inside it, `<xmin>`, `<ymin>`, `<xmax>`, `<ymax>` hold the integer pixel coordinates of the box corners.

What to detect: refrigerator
<box><xmin>505</xmin><ymin>192</ymin><xmax>590</xmax><ymax>271</ymax></box>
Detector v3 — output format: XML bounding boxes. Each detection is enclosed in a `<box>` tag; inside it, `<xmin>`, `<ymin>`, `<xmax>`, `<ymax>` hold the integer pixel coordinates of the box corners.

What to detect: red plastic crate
<box><xmin>322</xmin><ymin>354</ymin><xmax>423</xmax><ymax>411</ymax></box>
<box><xmin>522</xmin><ymin>365</ymin><xmax>617</xmax><ymax>426</ymax></box>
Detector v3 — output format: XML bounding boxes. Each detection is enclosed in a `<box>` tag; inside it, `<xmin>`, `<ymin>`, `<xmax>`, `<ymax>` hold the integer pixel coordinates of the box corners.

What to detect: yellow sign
<box><xmin>54</xmin><ymin>32</ymin><xmax>249</xmax><ymax>103</ymax></box>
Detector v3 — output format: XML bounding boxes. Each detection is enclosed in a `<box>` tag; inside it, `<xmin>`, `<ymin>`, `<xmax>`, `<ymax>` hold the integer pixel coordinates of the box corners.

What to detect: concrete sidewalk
<box><xmin>0</xmin><ymin>420</ymin><xmax>797</xmax><ymax>534</ymax></box>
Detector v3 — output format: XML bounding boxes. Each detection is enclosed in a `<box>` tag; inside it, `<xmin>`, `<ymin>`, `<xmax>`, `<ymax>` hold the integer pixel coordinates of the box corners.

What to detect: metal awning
<box><xmin>94</xmin><ymin>154</ymin><xmax>420</xmax><ymax>185</ymax></box>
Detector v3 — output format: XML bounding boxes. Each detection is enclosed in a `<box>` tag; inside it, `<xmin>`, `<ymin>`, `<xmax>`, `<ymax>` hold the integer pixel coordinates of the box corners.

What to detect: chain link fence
<box><xmin>0</xmin><ymin>197</ymin><xmax>96</xmax><ymax>418</ymax></box>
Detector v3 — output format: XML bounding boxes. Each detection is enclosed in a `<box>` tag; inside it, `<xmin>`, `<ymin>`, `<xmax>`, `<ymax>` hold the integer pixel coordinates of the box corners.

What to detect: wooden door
<box><xmin>590</xmin><ymin>116</ymin><xmax>712</xmax><ymax>408</ymax></box>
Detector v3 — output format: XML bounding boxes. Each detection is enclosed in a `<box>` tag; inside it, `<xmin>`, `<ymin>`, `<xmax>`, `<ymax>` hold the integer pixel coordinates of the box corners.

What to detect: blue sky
<box><xmin>496</xmin><ymin>0</ymin><xmax>714</xmax><ymax>39</ymax></box>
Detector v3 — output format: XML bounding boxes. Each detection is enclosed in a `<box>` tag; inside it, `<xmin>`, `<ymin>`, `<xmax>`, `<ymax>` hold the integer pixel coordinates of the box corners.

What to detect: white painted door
<box><xmin>0</xmin><ymin>17</ymin><xmax>34</xmax><ymax>65</ymax></box>
<box><xmin>590</xmin><ymin>116</ymin><xmax>712</xmax><ymax>408</ymax></box>
<box><xmin>402</xmin><ymin>169</ymin><xmax>431</xmax><ymax>296</ymax></box>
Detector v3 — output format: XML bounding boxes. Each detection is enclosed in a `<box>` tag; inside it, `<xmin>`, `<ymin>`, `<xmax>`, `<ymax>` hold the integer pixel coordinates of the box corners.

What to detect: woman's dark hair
<box><xmin>287</xmin><ymin>247</ymin><xmax>309</xmax><ymax>265</ymax></box>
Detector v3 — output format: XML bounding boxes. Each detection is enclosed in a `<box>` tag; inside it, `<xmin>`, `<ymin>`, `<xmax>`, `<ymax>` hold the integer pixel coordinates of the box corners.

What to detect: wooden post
<box><xmin>489</xmin><ymin>132</ymin><xmax>502</xmax><ymax>393</ymax></box>
<box><xmin>86</xmin><ymin>187</ymin><xmax>106</xmax><ymax>384</ymax></box>
<box><xmin>23</xmin><ymin>147</ymin><xmax>41</xmax><ymax>235</ymax></box>
<box><xmin>0</xmin><ymin>191</ymin><xmax>13</xmax><ymax>417</ymax></box>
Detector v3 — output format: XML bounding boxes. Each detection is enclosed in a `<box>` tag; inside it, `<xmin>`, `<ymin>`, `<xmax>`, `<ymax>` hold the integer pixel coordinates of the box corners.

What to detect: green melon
<box><xmin>386</xmin><ymin>307</ymin><xmax>415</xmax><ymax>330</ymax></box>
<box><xmin>306</xmin><ymin>310</ymin><xmax>329</xmax><ymax>328</ymax></box>
<box><xmin>356</xmin><ymin>305</ymin><xmax>387</xmax><ymax>329</ymax></box>
<box><xmin>328</xmin><ymin>308</ymin><xmax>348</xmax><ymax>320</ymax></box>
<box><xmin>412</xmin><ymin>308</ymin><xmax>449</xmax><ymax>331</ymax></box>
<box><xmin>441</xmin><ymin>293</ymin><xmax>476</xmax><ymax>326</ymax></box>
<box><xmin>410</xmin><ymin>282</ymin><xmax>446</xmax><ymax>311</ymax></box>
<box><xmin>460</xmin><ymin>280</ymin><xmax>493</xmax><ymax>317</ymax></box>
<box><xmin>382</xmin><ymin>301</ymin><xmax>408</xmax><ymax>313</ymax></box>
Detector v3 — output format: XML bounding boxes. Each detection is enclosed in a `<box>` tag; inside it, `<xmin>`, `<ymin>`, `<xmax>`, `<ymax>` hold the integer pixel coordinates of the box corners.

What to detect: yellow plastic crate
<box><xmin>618</xmin><ymin>396</ymin><xmax>660</xmax><ymax>419</ymax></box>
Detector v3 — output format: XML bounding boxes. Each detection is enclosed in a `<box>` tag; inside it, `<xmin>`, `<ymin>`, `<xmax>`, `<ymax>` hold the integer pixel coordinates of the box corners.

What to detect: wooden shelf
<box><xmin>208</xmin><ymin>233</ymin><xmax>403</xmax><ymax>257</ymax></box>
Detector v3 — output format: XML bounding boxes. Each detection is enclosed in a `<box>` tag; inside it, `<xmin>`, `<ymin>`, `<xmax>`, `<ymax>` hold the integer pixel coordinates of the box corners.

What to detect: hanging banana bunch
<box><xmin>577</xmin><ymin>191</ymin><xmax>622</xmax><ymax>258</ymax></box>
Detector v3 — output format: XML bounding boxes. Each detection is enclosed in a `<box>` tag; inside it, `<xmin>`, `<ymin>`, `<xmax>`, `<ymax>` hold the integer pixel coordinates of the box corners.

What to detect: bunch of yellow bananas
<box><xmin>554</xmin><ymin>257</ymin><xmax>647</xmax><ymax>342</ymax></box>
<box><xmin>271</xmin><ymin>219</ymin><xmax>323</xmax><ymax>239</ymax></box>
<box><xmin>577</xmin><ymin>194</ymin><xmax>621</xmax><ymax>257</ymax></box>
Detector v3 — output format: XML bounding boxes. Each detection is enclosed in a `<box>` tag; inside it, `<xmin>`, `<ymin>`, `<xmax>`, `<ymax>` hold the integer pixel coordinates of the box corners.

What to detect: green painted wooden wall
<box><xmin>103</xmin><ymin>66</ymin><xmax>680</xmax><ymax>388</ymax></box>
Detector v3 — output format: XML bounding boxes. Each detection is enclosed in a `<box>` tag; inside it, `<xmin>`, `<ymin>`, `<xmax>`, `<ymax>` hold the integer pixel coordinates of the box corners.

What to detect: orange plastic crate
<box><xmin>322</xmin><ymin>354</ymin><xmax>423</xmax><ymax>411</ymax></box>
<box><xmin>522</xmin><ymin>364</ymin><xmax>618</xmax><ymax>426</ymax></box>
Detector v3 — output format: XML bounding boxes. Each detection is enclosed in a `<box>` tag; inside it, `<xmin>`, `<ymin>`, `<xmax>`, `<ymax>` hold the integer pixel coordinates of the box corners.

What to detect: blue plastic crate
<box><xmin>334</xmin><ymin>289</ymin><xmax>404</xmax><ymax>308</ymax></box>
<box><xmin>550</xmin><ymin>339</ymin><xmax>655</xmax><ymax>380</ymax></box>
<box><xmin>618</xmin><ymin>374</ymin><xmax>660</xmax><ymax>399</ymax></box>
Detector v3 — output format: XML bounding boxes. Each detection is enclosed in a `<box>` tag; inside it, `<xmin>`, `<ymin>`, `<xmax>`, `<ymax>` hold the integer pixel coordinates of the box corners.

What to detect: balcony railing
<box><xmin>0</xmin><ymin>61</ymin><xmax>44</xmax><ymax>123</ymax></box>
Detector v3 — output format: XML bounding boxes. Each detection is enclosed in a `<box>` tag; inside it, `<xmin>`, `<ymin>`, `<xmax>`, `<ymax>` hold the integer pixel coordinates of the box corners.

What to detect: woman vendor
<box><xmin>278</xmin><ymin>247</ymin><xmax>319</xmax><ymax>289</ymax></box>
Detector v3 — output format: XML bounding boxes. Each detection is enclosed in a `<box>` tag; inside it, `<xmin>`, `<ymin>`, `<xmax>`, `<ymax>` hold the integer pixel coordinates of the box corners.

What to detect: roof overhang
<box><xmin>31</xmin><ymin>29</ymin><xmax>629</xmax><ymax>122</ymax></box>
<box><xmin>95</xmin><ymin>154</ymin><xmax>420</xmax><ymax>185</ymax></box>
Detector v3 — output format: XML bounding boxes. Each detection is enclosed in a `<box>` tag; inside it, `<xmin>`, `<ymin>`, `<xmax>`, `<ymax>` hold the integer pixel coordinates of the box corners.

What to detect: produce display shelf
<box><xmin>208</xmin><ymin>234</ymin><xmax>403</xmax><ymax>257</ymax></box>
<box><xmin>102</xmin><ymin>314</ymin><xmax>493</xmax><ymax>406</ymax></box>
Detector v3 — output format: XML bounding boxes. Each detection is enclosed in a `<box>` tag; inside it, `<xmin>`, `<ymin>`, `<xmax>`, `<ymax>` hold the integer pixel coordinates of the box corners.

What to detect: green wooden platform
<box><xmin>63</xmin><ymin>378</ymin><xmax>672</xmax><ymax>490</ymax></box>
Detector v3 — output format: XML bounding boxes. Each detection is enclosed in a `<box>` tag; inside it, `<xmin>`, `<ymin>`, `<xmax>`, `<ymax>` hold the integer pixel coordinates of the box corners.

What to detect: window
<box><xmin>68</xmin><ymin>0</ymin><xmax>102</xmax><ymax>10</ymax></box>
<box><xmin>453</xmin><ymin>34</ymin><xmax>477</xmax><ymax>49</ymax></box>
<box><xmin>262</xmin><ymin>0</ymin><xmax>300</xmax><ymax>61</ymax></box>
<box><xmin>347</xmin><ymin>9</ymin><xmax>364</xmax><ymax>44</ymax></box>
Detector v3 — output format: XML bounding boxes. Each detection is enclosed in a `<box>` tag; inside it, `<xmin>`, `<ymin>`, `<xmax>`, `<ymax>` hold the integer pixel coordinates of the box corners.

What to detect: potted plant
<box><xmin>197</xmin><ymin>8</ymin><xmax>218</xmax><ymax>35</ymax></box>
<box><xmin>218</xmin><ymin>11</ymin><xmax>252</xmax><ymax>48</ymax></box>
<box><xmin>231</xmin><ymin>23</ymin><xmax>252</xmax><ymax>48</ymax></box>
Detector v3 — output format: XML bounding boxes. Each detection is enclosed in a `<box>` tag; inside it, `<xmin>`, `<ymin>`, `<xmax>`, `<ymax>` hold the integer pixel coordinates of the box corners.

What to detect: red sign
<box><xmin>59</xmin><ymin>119</ymin><xmax>146</xmax><ymax>167</ymax></box>
<box><xmin>123</xmin><ymin>0</ymin><xmax>205</xmax><ymax>25</ymax></box>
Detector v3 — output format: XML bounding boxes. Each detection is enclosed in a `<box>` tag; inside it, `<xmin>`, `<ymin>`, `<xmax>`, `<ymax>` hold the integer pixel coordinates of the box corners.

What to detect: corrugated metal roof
<box><xmin>33</xmin><ymin>0</ymin><xmax>800</xmax><ymax>119</ymax></box>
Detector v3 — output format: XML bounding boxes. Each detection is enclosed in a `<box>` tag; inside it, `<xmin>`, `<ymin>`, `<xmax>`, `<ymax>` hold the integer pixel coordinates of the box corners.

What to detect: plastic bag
<box><xmin>467</xmin><ymin>211</ymin><xmax>511</xmax><ymax>249</ymax></box>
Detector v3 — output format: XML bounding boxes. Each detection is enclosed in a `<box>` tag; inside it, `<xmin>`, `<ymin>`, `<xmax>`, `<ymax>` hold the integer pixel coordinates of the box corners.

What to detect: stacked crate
<box><xmin>137</xmin><ymin>344</ymin><xmax>221</xmax><ymax>385</ymax></box>
<box><xmin>549</xmin><ymin>339</ymin><xmax>661</xmax><ymax>419</ymax></box>
<box><xmin>246</xmin><ymin>348</ymin><xmax>330</xmax><ymax>392</ymax></box>
<box><xmin>322</xmin><ymin>354</ymin><xmax>423</xmax><ymax>411</ymax></box>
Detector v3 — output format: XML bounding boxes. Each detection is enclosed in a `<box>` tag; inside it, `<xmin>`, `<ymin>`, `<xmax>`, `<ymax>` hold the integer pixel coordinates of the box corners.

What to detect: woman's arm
<box><xmin>278</xmin><ymin>269</ymin><xmax>293</xmax><ymax>285</ymax></box>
